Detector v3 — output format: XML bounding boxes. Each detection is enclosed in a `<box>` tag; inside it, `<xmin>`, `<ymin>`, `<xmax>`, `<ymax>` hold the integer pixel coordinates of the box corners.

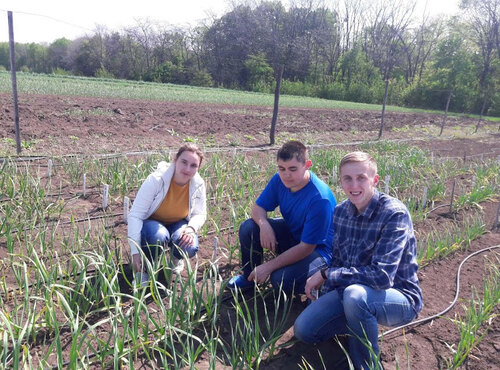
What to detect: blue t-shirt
<box><xmin>256</xmin><ymin>171</ymin><xmax>337</xmax><ymax>263</ymax></box>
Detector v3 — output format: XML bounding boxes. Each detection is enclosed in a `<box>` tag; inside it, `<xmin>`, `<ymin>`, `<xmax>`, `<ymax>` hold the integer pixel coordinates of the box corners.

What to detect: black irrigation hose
<box><xmin>379</xmin><ymin>244</ymin><xmax>500</xmax><ymax>339</ymax></box>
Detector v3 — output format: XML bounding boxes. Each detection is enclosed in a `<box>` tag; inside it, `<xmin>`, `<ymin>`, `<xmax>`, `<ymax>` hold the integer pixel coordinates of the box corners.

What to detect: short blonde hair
<box><xmin>339</xmin><ymin>151</ymin><xmax>377</xmax><ymax>174</ymax></box>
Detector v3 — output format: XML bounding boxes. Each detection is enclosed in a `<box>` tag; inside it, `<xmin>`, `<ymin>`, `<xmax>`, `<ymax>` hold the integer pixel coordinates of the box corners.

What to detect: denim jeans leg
<box><xmin>140</xmin><ymin>219</ymin><xmax>169</xmax><ymax>264</ymax></box>
<box><xmin>238</xmin><ymin>219</ymin><xmax>263</xmax><ymax>277</ymax></box>
<box><xmin>343</xmin><ymin>284</ymin><xmax>417</xmax><ymax>370</ymax></box>
<box><xmin>294</xmin><ymin>289</ymin><xmax>348</xmax><ymax>343</ymax></box>
<box><xmin>238</xmin><ymin>218</ymin><xmax>297</xmax><ymax>278</ymax></box>
<box><xmin>270</xmin><ymin>250</ymin><xmax>327</xmax><ymax>295</ymax></box>
<box><xmin>168</xmin><ymin>219</ymin><xmax>199</xmax><ymax>258</ymax></box>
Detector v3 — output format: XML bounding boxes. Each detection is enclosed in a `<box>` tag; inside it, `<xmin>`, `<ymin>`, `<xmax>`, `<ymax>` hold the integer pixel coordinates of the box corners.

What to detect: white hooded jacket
<box><xmin>127</xmin><ymin>161</ymin><xmax>207</xmax><ymax>255</ymax></box>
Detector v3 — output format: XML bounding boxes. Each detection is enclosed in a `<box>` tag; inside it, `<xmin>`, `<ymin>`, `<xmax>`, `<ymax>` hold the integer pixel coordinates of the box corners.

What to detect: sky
<box><xmin>0</xmin><ymin>0</ymin><xmax>461</xmax><ymax>44</ymax></box>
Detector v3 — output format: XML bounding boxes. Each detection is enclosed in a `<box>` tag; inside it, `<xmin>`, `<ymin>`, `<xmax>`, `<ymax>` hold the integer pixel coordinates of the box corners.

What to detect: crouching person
<box><xmin>294</xmin><ymin>151</ymin><xmax>423</xmax><ymax>369</ymax></box>
<box><xmin>228</xmin><ymin>140</ymin><xmax>337</xmax><ymax>295</ymax></box>
<box><xmin>128</xmin><ymin>143</ymin><xmax>207</xmax><ymax>287</ymax></box>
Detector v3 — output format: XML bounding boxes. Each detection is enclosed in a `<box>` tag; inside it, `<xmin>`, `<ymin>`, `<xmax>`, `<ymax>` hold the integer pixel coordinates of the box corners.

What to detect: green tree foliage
<box><xmin>244</xmin><ymin>53</ymin><xmax>274</xmax><ymax>92</ymax></box>
<box><xmin>0</xmin><ymin>43</ymin><xmax>9</xmax><ymax>70</ymax></box>
<box><xmin>2</xmin><ymin>0</ymin><xmax>499</xmax><ymax>116</ymax></box>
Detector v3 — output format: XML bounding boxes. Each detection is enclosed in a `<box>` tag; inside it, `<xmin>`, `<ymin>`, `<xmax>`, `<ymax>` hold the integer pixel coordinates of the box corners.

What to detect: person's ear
<box><xmin>305</xmin><ymin>159</ymin><xmax>312</xmax><ymax>168</ymax></box>
<box><xmin>373</xmin><ymin>174</ymin><xmax>380</xmax><ymax>186</ymax></box>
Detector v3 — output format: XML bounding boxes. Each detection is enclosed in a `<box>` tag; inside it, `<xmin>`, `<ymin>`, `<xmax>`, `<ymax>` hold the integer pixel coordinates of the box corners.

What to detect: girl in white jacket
<box><xmin>128</xmin><ymin>143</ymin><xmax>207</xmax><ymax>286</ymax></box>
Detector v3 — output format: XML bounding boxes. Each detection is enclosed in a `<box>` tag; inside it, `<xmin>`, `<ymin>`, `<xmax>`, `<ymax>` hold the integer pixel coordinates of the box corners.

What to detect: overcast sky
<box><xmin>0</xmin><ymin>0</ymin><xmax>460</xmax><ymax>44</ymax></box>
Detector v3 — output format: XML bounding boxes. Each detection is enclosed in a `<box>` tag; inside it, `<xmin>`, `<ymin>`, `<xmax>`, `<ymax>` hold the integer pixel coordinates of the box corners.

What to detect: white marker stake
<box><xmin>102</xmin><ymin>184</ymin><xmax>109</xmax><ymax>210</ymax></box>
<box><xmin>83</xmin><ymin>173</ymin><xmax>87</xmax><ymax>197</ymax></box>
<box><xmin>213</xmin><ymin>236</ymin><xmax>218</xmax><ymax>262</ymax></box>
<box><xmin>449</xmin><ymin>179</ymin><xmax>456</xmax><ymax>214</ymax></box>
<box><xmin>332</xmin><ymin>167</ymin><xmax>337</xmax><ymax>184</ymax></box>
<box><xmin>495</xmin><ymin>201</ymin><xmax>500</xmax><ymax>228</ymax></box>
<box><xmin>123</xmin><ymin>196</ymin><xmax>130</xmax><ymax>224</ymax></box>
<box><xmin>384</xmin><ymin>175</ymin><xmax>390</xmax><ymax>194</ymax></box>
<box><xmin>422</xmin><ymin>186</ymin><xmax>428</xmax><ymax>209</ymax></box>
<box><xmin>46</xmin><ymin>159</ymin><xmax>53</xmax><ymax>178</ymax></box>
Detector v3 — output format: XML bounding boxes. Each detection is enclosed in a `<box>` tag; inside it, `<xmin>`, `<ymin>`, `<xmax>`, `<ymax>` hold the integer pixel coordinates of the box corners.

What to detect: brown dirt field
<box><xmin>1</xmin><ymin>93</ymin><xmax>499</xmax><ymax>369</ymax></box>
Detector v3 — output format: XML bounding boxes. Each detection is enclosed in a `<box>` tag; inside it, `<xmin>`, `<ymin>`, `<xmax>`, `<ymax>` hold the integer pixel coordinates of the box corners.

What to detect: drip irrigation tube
<box><xmin>379</xmin><ymin>244</ymin><xmax>500</xmax><ymax>338</ymax></box>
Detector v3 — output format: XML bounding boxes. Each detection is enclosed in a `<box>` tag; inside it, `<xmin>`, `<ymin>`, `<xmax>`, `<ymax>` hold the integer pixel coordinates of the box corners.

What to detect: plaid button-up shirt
<box><xmin>323</xmin><ymin>190</ymin><xmax>423</xmax><ymax>313</ymax></box>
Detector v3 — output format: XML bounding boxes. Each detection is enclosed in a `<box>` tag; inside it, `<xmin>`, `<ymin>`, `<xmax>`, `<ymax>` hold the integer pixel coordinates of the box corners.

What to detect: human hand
<box><xmin>259</xmin><ymin>222</ymin><xmax>277</xmax><ymax>252</ymax></box>
<box><xmin>304</xmin><ymin>271</ymin><xmax>325</xmax><ymax>301</ymax></box>
<box><xmin>248</xmin><ymin>263</ymin><xmax>272</xmax><ymax>284</ymax></box>
<box><xmin>132</xmin><ymin>254</ymin><xmax>143</xmax><ymax>273</ymax></box>
<box><xmin>178</xmin><ymin>226</ymin><xmax>196</xmax><ymax>248</ymax></box>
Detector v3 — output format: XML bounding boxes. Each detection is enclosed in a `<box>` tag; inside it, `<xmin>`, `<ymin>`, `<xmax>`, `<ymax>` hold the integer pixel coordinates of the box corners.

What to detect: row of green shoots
<box><xmin>0</xmin><ymin>141</ymin><xmax>498</xmax><ymax>367</ymax></box>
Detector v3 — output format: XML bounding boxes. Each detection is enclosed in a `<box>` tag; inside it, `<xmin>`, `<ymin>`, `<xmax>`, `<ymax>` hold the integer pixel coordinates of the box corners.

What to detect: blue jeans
<box><xmin>238</xmin><ymin>218</ymin><xmax>327</xmax><ymax>295</ymax></box>
<box><xmin>140</xmin><ymin>219</ymin><xmax>199</xmax><ymax>263</ymax></box>
<box><xmin>294</xmin><ymin>284</ymin><xmax>417</xmax><ymax>369</ymax></box>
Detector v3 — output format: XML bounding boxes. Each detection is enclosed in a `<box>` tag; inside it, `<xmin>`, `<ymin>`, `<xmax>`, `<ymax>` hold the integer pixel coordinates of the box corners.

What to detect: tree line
<box><xmin>1</xmin><ymin>0</ymin><xmax>499</xmax><ymax>116</ymax></box>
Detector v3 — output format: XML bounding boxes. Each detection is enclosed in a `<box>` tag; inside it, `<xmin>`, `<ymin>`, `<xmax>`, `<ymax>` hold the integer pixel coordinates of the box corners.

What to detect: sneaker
<box><xmin>227</xmin><ymin>274</ymin><xmax>255</xmax><ymax>290</ymax></box>
<box><xmin>172</xmin><ymin>257</ymin><xmax>185</xmax><ymax>275</ymax></box>
<box><xmin>133</xmin><ymin>272</ymin><xmax>150</xmax><ymax>288</ymax></box>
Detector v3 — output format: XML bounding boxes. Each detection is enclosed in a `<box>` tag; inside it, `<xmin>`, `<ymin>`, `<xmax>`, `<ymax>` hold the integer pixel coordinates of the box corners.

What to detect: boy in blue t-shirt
<box><xmin>228</xmin><ymin>141</ymin><xmax>337</xmax><ymax>294</ymax></box>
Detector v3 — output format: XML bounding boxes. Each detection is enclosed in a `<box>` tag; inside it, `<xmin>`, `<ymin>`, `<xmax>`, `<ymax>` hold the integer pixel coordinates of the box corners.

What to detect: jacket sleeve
<box><xmin>188</xmin><ymin>179</ymin><xmax>207</xmax><ymax>232</ymax></box>
<box><xmin>127</xmin><ymin>172</ymin><xmax>161</xmax><ymax>255</ymax></box>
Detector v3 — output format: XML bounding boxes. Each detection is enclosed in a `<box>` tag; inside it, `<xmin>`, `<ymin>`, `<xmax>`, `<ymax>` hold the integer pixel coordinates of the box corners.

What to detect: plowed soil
<box><xmin>1</xmin><ymin>93</ymin><xmax>499</xmax><ymax>369</ymax></box>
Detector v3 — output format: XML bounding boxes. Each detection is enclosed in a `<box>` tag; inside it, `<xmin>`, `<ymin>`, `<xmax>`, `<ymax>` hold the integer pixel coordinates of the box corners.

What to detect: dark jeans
<box><xmin>238</xmin><ymin>218</ymin><xmax>327</xmax><ymax>295</ymax></box>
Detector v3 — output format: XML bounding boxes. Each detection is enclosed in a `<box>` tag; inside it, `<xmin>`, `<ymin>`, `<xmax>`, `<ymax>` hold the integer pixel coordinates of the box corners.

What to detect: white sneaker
<box><xmin>172</xmin><ymin>257</ymin><xmax>185</xmax><ymax>275</ymax></box>
<box><xmin>132</xmin><ymin>272</ymin><xmax>150</xmax><ymax>288</ymax></box>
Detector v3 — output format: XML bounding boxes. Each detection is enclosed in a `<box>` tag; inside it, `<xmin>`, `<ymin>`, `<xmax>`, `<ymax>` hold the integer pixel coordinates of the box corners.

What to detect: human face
<box><xmin>277</xmin><ymin>157</ymin><xmax>312</xmax><ymax>192</ymax></box>
<box><xmin>173</xmin><ymin>151</ymin><xmax>201</xmax><ymax>185</ymax></box>
<box><xmin>340</xmin><ymin>161</ymin><xmax>379</xmax><ymax>214</ymax></box>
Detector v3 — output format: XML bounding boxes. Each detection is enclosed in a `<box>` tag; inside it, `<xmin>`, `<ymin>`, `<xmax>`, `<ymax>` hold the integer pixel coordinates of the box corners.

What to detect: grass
<box><xmin>2</xmin><ymin>71</ymin><xmax>496</xmax><ymax>118</ymax></box>
<box><xmin>447</xmin><ymin>258</ymin><xmax>500</xmax><ymax>368</ymax></box>
<box><xmin>0</xmin><ymin>139</ymin><xmax>499</xmax><ymax>367</ymax></box>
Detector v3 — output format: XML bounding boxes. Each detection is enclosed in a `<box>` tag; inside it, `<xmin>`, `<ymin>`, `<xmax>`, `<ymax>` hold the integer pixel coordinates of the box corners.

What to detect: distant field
<box><xmin>0</xmin><ymin>71</ymin><xmax>440</xmax><ymax>114</ymax></box>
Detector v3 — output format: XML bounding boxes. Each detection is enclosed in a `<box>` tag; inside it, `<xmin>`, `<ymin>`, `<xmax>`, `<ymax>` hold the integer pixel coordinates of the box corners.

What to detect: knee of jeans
<box><xmin>143</xmin><ymin>232</ymin><xmax>168</xmax><ymax>246</ymax></box>
<box><xmin>238</xmin><ymin>219</ymin><xmax>257</xmax><ymax>239</ymax></box>
<box><xmin>184</xmin><ymin>245</ymin><xmax>199</xmax><ymax>258</ymax></box>
<box><xmin>343</xmin><ymin>284</ymin><xmax>369</xmax><ymax>314</ymax></box>
<box><xmin>293</xmin><ymin>315</ymin><xmax>316</xmax><ymax>344</ymax></box>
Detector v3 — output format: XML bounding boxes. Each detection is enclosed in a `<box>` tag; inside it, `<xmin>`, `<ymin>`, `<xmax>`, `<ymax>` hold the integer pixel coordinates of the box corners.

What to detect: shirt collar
<box><xmin>346</xmin><ymin>189</ymin><xmax>380</xmax><ymax>218</ymax></box>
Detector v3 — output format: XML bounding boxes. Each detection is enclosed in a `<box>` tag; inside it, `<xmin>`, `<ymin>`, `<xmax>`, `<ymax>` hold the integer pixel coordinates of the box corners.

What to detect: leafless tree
<box><xmin>459</xmin><ymin>0</ymin><xmax>499</xmax><ymax>130</ymax></box>
<box><xmin>362</xmin><ymin>0</ymin><xmax>416</xmax><ymax>139</ymax></box>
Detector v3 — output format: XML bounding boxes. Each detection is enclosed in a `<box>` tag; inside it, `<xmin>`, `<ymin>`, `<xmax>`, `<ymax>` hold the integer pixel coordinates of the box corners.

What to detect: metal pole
<box><xmin>8</xmin><ymin>11</ymin><xmax>21</xmax><ymax>154</ymax></box>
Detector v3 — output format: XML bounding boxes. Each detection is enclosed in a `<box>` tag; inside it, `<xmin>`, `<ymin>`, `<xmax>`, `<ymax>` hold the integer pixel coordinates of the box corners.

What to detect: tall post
<box><xmin>8</xmin><ymin>11</ymin><xmax>21</xmax><ymax>154</ymax></box>
<box><xmin>270</xmin><ymin>64</ymin><xmax>284</xmax><ymax>145</ymax></box>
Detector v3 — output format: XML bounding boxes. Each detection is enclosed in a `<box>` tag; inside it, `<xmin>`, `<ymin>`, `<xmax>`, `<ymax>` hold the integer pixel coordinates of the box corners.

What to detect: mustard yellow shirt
<box><xmin>150</xmin><ymin>179</ymin><xmax>189</xmax><ymax>225</ymax></box>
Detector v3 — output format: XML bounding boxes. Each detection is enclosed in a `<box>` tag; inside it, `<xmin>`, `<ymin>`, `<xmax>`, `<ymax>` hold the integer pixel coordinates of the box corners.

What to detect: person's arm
<box><xmin>248</xmin><ymin>241</ymin><xmax>316</xmax><ymax>283</ymax></box>
<box><xmin>187</xmin><ymin>178</ymin><xmax>207</xmax><ymax>232</ymax></box>
<box><xmin>251</xmin><ymin>203</ymin><xmax>278</xmax><ymax>252</ymax></box>
<box><xmin>128</xmin><ymin>170</ymin><xmax>162</xmax><ymax>269</ymax></box>
<box><xmin>180</xmin><ymin>179</ymin><xmax>208</xmax><ymax>248</ymax></box>
<box><xmin>324</xmin><ymin>210</ymin><xmax>411</xmax><ymax>290</ymax></box>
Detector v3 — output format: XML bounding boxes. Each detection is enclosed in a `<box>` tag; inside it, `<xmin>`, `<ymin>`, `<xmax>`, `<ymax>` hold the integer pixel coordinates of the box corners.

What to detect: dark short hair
<box><xmin>175</xmin><ymin>143</ymin><xmax>204</xmax><ymax>166</ymax></box>
<box><xmin>277</xmin><ymin>140</ymin><xmax>308</xmax><ymax>164</ymax></box>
